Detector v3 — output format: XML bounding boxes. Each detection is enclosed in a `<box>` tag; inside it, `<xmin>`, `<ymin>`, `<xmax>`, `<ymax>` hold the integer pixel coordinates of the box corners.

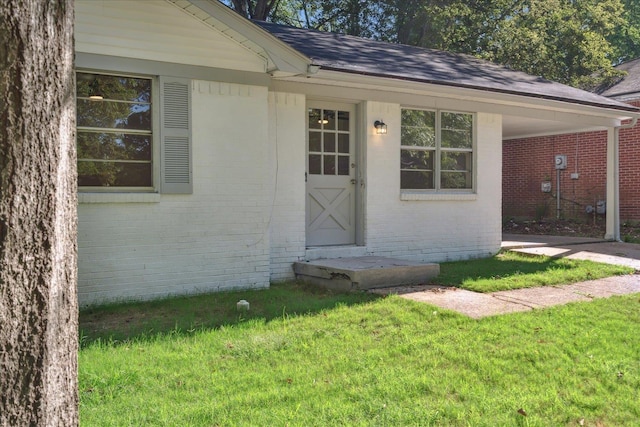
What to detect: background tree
<box><xmin>609</xmin><ymin>0</ymin><xmax>640</xmax><ymax>63</ymax></box>
<box><xmin>0</xmin><ymin>0</ymin><xmax>78</xmax><ymax>425</ymax></box>
<box><xmin>226</xmin><ymin>0</ymin><xmax>279</xmax><ymax>20</ymax></box>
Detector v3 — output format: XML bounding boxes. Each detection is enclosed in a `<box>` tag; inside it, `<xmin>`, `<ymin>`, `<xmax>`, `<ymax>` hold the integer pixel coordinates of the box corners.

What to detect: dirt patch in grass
<box><xmin>503</xmin><ymin>218</ymin><xmax>640</xmax><ymax>242</ymax></box>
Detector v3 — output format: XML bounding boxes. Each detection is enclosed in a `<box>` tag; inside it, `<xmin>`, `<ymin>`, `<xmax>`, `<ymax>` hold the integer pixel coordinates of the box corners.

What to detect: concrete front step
<box><xmin>293</xmin><ymin>256</ymin><xmax>439</xmax><ymax>292</ymax></box>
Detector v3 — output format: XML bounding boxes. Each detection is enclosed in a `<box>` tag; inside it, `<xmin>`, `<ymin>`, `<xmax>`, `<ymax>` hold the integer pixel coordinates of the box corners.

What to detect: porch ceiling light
<box><xmin>88</xmin><ymin>78</ymin><xmax>103</xmax><ymax>100</ymax></box>
<box><xmin>374</xmin><ymin>120</ymin><xmax>387</xmax><ymax>135</ymax></box>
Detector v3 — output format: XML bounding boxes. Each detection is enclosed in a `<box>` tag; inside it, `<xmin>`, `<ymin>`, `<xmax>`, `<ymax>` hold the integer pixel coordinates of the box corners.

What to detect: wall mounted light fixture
<box><xmin>374</xmin><ymin>120</ymin><xmax>387</xmax><ymax>135</ymax></box>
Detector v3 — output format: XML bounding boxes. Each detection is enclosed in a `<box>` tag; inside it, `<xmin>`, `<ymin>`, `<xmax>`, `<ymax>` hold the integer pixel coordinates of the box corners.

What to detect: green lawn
<box><xmin>79</xmin><ymin>255</ymin><xmax>639</xmax><ymax>426</ymax></box>
<box><xmin>436</xmin><ymin>251</ymin><xmax>633</xmax><ymax>293</ymax></box>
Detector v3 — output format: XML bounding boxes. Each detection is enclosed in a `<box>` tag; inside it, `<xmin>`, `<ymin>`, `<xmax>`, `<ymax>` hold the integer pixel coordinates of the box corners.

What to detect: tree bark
<box><xmin>0</xmin><ymin>1</ymin><xmax>78</xmax><ymax>426</ymax></box>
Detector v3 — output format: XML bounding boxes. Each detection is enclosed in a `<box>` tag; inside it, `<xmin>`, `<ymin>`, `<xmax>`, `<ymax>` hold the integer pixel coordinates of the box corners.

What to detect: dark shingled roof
<box><xmin>255</xmin><ymin>21</ymin><xmax>639</xmax><ymax>114</ymax></box>
<box><xmin>597</xmin><ymin>57</ymin><xmax>640</xmax><ymax>99</ymax></box>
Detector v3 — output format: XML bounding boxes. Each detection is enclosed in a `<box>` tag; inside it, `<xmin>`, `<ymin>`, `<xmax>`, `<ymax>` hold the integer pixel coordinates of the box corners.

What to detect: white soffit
<box><xmin>502</xmin><ymin>116</ymin><xmax>605</xmax><ymax>140</ymax></box>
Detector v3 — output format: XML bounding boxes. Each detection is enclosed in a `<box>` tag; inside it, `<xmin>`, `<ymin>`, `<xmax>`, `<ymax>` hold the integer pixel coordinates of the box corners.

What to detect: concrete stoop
<box><xmin>293</xmin><ymin>256</ymin><xmax>440</xmax><ymax>292</ymax></box>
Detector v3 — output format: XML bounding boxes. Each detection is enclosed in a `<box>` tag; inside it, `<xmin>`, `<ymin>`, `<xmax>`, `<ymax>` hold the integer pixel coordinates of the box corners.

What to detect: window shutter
<box><xmin>160</xmin><ymin>76</ymin><xmax>192</xmax><ymax>194</ymax></box>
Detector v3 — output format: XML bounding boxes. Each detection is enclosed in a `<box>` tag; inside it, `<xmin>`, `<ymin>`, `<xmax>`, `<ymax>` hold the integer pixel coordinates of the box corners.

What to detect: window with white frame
<box><xmin>76</xmin><ymin>72</ymin><xmax>153</xmax><ymax>188</ymax></box>
<box><xmin>400</xmin><ymin>109</ymin><xmax>474</xmax><ymax>191</ymax></box>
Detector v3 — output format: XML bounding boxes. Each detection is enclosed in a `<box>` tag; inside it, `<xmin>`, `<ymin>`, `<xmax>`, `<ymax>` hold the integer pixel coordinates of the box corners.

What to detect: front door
<box><xmin>306</xmin><ymin>102</ymin><xmax>356</xmax><ymax>246</ymax></box>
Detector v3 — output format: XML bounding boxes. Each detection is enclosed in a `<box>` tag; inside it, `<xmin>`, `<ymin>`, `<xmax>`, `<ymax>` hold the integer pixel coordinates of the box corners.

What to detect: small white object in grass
<box><xmin>237</xmin><ymin>300</ymin><xmax>250</xmax><ymax>311</ymax></box>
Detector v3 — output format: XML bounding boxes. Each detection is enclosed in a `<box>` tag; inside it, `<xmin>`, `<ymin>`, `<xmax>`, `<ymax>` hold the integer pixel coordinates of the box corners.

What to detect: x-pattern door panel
<box><xmin>306</xmin><ymin>103</ymin><xmax>356</xmax><ymax>246</ymax></box>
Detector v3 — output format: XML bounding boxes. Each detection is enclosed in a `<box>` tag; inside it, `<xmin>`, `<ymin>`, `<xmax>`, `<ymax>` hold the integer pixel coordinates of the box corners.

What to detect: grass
<box><xmin>434</xmin><ymin>251</ymin><xmax>632</xmax><ymax>293</ymax></box>
<box><xmin>79</xmin><ymin>254</ymin><xmax>639</xmax><ymax>426</ymax></box>
<box><xmin>79</xmin><ymin>281</ymin><xmax>380</xmax><ymax>346</ymax></box>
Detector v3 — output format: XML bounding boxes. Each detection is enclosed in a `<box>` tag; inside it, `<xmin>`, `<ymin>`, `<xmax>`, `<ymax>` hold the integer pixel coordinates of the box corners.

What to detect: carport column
<box><xmin>605</xmin><ymin>127</ymin><xmax>619</xmax><ymax>240</ymax></box>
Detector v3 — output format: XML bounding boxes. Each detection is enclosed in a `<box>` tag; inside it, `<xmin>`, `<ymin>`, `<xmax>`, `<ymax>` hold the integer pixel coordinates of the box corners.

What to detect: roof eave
<box><xmin>316</xmin><ymin>65</ymin><xmax>640</xmax><ymax>118</ymax></box>
<box><xmin>183</xmin><ymin>0</ymin><xmax>311</xmax><ymax>75</ymax></box>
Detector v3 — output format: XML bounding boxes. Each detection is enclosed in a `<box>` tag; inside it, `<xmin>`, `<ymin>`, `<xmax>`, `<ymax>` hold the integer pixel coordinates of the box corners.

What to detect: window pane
<box><xmin>78</xmin><ymin>99</ymin><xmax>151</xmax><ymax>130</ymax></box>
<box><xmin>78</xmin><ymin>132</ymin><xmax>151</xmax><ymax>161</ymax></box>
<box><xmin>338</xmin><ymin>156</ymin><xmax>349</xmax><ymax>175</ymax></box>
<box><xmin>441</xmin><ymin>151</ymin><xmax>471</xmax><ymax>171</ymax></box>
<box><xmin>441</xmin><ymin>112</ymin><xmax>472</xmax><ymax>149</ymax></box>
<box><xmin>324</xmin><ymin>110</ymin><xmax>336</xmax><ymax>130</ymax></box>
<box><xmin>441</xmin><ymin>151</ymin><xmax>472</xmax><ymax>189</ymax></box>
<box><xmin>77</xmin><ymin>73</ymin><xmax>151</xmax><ymax>102</ymax></box>
<box><xmin>441</xmin><ymin>172</ymin><xmax>471</xmax><ymax>189</ymax></box>
<box><xmin>309</xmin><ymin>154</ymin><xmax>321</xmax><ymax>174</ymax></box>
<box><xmin>338</xmin><ymin>134</ymin><xmax>349</xmax><ymax>153</ymax></box>
<box><xmin>401</xmin><ymin>149</ymin><xmax>433</xmax><ymax>170</ymax></box>
<box><xmin>401</xmin><ymin>171</ymin><xmax>434</xmax><ymax>189</ymax></box>
<box><xmin>78</xmin><ymin>161</ymin><xmax>152</xmax><ymax>187</ymax></box>
<box><xmin>309</xmin><ymin>132</ymin><xmax>321</xmax><ymax>152</ymax></box>
<box><xmin>308</xmin><ymin>108</ymin><xmax>322</xmax><ymax>129</ymax></box>
<box><xmin>324</xmin><ymin>155</ymin><xmax>335</xmax><ymax>175</ymax></box>
<box><xmin>401</xmin><ymin>109</ymin><xmax>435</xmax><ymax>147</ymax></box>
<box><xmin>337</xmin><ymin>111</ymin><xmax>349</xmax><ymax>131</ymax></box>
<box><xmin>324</xmin><ymin>133</ymin><xmax>336</xmax><ymax>152</ymax></box>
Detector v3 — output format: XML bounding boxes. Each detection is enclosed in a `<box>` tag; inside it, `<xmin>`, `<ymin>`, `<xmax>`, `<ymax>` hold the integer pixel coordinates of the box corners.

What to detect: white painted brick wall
<box><xmin>267</xmin><ymin>92</ymin><xmax>306</xmax><ymax>281</ymax></box>
<box><xmin>363</xmin><ymin>101</ymin><xmax>502</xmax><ymax>263</ymax></box>
<box><xmin>77</xmin><ymin>81</ymin><xmax>272</xmax><ymax>305</ymax></box>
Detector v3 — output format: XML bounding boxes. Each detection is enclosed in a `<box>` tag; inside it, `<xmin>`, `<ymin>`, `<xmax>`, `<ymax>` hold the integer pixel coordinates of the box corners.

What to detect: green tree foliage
<box><xmin>608</xmin><ymin>0</ymin><xmax>640</xmax><ymax>63</ymax></box>
<box><xmin>380</xmin><ymin>0</ymin><xmax>626</xmax><ymax>88</ymax></box>
<box><xmin>480</xmin><ymin>0</ymin><xmax>625</xmax><ymax>88</ymax></box>
<box><xmin>221</xmin><ymin>0</ymin><xmax>634</xmax><ymax>89</ymax></box>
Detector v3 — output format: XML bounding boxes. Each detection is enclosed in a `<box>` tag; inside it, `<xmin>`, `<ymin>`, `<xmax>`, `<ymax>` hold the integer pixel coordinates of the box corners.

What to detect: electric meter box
<box><xmin>554</xmin><ymin>154</ymin><xmax>567</xmax><ymax>170</ymax></box>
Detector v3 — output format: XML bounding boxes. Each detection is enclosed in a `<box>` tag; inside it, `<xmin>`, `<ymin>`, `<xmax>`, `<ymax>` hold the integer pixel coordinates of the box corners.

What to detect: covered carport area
<box><xmin>502</xmin><ymin>104</ymin><xmax>640</xmax><ymax>241</ymax></box>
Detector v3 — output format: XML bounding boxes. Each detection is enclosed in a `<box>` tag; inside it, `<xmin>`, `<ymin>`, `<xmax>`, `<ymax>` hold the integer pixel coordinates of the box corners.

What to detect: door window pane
<box><xmin>324</xmin><ymin>110</ymin><xmax>336</xmax><ymax>130</ymax></box>
<box><xmin>338</xmin><ymin>134</ymin><xmax>349</xmax><ymax>153</ymax></box>
<box><xmin>309</xmin><ymin>154</ymin><xmax>321</xmax><ymax>174</ymax></box>
<box><xmin>324</xmin><ymin>133</ymin><xmax>336</xmax><ymax>152</ymax></box>
<box><xmin>337</xmin><ymin>111</ymin><xmax>349</xmax><ymax>131</ymax></box>
<box><xmin>309</xmin><ymin>108</ymin><xmax>322</xmax><ymax>129</ymax></box>
<box><xmin>324</xmin><ymin>155</ymin><xmax>336</xmax><ymax>175</ymax></box>
<box><xmin>338</xmin><ymin>156</ymin><xmax>349</xmax><ymax>175</ymax></box>
<box><xmin>309</xmin><ymin>132</ymin><xmax>321</xmax><ymax>152</ymax></box>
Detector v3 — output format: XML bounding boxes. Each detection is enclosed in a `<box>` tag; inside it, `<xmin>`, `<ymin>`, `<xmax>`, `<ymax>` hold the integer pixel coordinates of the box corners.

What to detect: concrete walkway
<box><xmin>502</xmin><ymin>233</ymin><xmax>640</xmax><ymax>270</ymax></box>
<box><xmin>371</xmin><ymin>235</ymin><xmax>640</xmax><ymax>318</ymax></box>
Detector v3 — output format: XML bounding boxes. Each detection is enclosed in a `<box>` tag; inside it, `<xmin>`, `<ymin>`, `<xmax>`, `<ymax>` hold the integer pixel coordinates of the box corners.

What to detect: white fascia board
<box><xmin>272</xmin><ymin>77</ymin><xmax>625</xmax><ymax>129</ymax></box>
<box><xmin>184</xmin><ymin>0</ymin><xmax>310</xmax><ymax>75</ymax></box>
<box><xmin>279</xmin><ymin>70</ymin><xmax>640</xmax><ymax>123</ymax></box>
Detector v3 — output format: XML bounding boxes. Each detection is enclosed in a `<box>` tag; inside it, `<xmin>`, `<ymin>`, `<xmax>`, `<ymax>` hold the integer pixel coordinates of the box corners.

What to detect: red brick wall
<box><xmin>503</xmin><ymin>100</ymin><xmax>640</xmax><ymax>222</ymax></box>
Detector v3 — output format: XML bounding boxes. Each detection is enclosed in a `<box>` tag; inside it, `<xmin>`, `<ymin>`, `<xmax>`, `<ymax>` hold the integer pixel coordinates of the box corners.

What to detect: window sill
<box><xmin>78</xmin><ymin>192</ymin><xmax>161</xmax><ymax>204</ymax></box>
<box><xmin>400</xmin><ymin>191</ymin><xmax>477</xmax><ymax>201</ymax></box>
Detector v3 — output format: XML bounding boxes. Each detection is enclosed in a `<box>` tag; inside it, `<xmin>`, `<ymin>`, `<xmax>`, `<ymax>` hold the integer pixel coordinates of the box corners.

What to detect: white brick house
<box><xmin>75</xmin><ymin>0</ymin><xmax>640</xmax><ymax>305</ymax></box>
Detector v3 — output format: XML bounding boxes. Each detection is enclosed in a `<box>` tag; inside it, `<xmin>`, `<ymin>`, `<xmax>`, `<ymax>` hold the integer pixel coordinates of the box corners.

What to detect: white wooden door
<box><xmin>306</xmin><ymin>103</ymin><xmax>356</xmax><ymax>246</ymax></box>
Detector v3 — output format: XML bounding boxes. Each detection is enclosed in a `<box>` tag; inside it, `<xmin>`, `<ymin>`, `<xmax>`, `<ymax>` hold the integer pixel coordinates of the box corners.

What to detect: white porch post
<box><xmin>605</xmin><ymin>127</ymin><xmax>619</xmax><ymax>240</ymax></box>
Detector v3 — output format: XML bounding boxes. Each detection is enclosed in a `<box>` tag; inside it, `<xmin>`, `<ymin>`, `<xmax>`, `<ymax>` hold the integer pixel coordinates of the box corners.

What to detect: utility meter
<box><xmin>554</xmin><ymin>154</ymin><xmax>567</xmax><ymax>170</ymax></box>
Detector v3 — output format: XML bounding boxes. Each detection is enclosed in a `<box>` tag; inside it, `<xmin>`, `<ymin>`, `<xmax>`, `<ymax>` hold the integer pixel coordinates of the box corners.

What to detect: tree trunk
<box><xmin>0</xmin><ymin>1</ymin><xmax>78</xmax><ymax>426</ymax></box>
